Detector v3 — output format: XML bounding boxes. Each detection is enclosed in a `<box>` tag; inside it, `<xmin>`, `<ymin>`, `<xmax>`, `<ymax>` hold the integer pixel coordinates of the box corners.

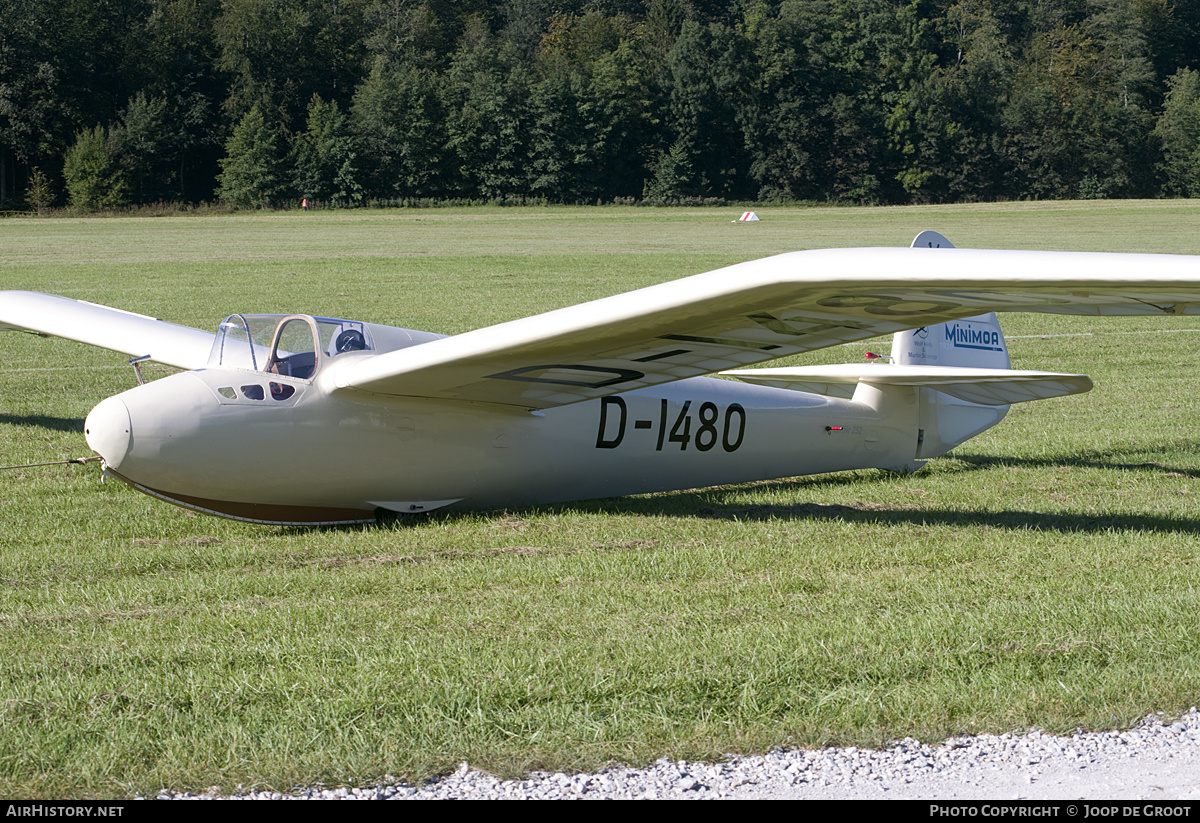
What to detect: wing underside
<box><xmin>330</xmin><ymin>246</ymin><xmax>1200</xmax><ymax>409</ymax></box>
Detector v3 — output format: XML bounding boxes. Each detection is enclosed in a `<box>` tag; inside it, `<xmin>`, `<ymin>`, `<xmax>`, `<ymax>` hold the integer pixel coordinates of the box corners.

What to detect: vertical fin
<box><xmin>911</xmin><ymin>230</ymin><xmax>955</xmax><ymax>249</ymax></box>
<box><xmin>897</xmin><ymin>231</ymin><xmax>1009</xmax><ymax>457</ymax></box>
<box><xmin>898</xmin><ymin>231</ymin><xmax>1010</xmax><ymax>369</ymax></box>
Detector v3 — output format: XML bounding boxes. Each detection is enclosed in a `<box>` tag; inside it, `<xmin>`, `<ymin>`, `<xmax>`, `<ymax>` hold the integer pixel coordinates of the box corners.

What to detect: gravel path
<box><xmin>159</xmin><ymin>709</ymin><xmax>1200</xmax><ymax>800</ymax></box>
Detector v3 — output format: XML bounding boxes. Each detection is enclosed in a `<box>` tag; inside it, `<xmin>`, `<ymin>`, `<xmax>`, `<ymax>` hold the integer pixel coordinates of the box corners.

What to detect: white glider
<box><xmin>1</xmin><ymin>230</ymin><xmax>1196</xmax><ymax>525</ymax></box>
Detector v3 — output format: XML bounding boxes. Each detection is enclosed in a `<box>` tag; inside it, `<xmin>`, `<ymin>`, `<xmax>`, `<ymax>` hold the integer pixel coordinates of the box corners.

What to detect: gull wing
<box><xmin>0</xmin><ymin>291</ymin><xmax>215</xmax><ymax>370</ymax></box>
<box><xmin>331</xmin><ymin>246</ymin><xmax>1200</xmax><ymax>409</ymax></box>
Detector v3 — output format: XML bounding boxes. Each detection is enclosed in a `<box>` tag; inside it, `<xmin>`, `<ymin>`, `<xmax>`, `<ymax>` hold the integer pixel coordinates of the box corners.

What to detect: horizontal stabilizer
<box><xmin>720</xmin><ymin>364</ymin><xmax>1093</xmax><ymax>406</ymax></box>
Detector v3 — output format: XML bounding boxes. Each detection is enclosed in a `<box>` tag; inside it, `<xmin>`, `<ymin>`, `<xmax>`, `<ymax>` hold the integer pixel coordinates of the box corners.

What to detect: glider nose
<box><xmin>85</xmin><ymin>396</ymin><xmax>133</xmax><ymax>470</ymax></box>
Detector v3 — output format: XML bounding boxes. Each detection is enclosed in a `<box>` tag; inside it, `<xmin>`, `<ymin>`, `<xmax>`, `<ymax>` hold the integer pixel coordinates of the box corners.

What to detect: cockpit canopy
<box><xmin>207</xmin><ymin>314</ymin><xmax>373</xmax><ymax>378</ymax></box>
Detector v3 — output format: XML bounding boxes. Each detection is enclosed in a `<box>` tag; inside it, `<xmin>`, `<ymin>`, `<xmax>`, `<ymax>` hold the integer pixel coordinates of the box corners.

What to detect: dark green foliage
<box><xmin>0</xmin><ymin>4</ymin><xmax>59</xmax><ymax>150</ymax></box>
<box><xmin>0</xmin><ymin>0</ymin><xmax>70</xmax><ymax>205</ymax></box>
<box><xmin>24</xmin><ymin>166</ymin><xmax>53</xmax><ymax>214</ymax></box>
<box><xmin>62</xmin><ymin>126</ymin><xmax>127</xmax><ymax>210</ymax></box>
<box><xmin>293</xmin><ymin>95</ymin><xmax>363</xmax><ymax>206</ymax></box>
<box><xmin>8</xmin><ymin>0</ymin><xmax>1200</xmax><ymax>207</ymax></box>
<box><xmin>926</xmin><ymin>0</ymin><xmax>1010</xmax><ymax>202</ymax></box>
<box><xmin>363</xmin><ymin>0</ymin><xmax>449</xmax><ymax>70</ymax></box>
<box><xmin>55</xmin><ymin>0</ymin><xmax>156</xmax><ymax>133</ymax></box>
<box><xmin>999</xmin><ymin>4</ymin><xmax>1157</xmax><ymax>201</ymax></box>
<box><xmin>529</xmin><ymin>13</ymin><xmax>651</xmax><ymax>201</ymax></box>
<box><xmin>214</xmin><ymin>0</ymin><xmax>369</xmax><ymax>132</ymax></box>
<box><xmin>442</xmin><ymin>28</ymin><xmax>535</xmax><ymax>199</ymax></box>
<box><xmin>1156</xmin><ymin>69</ymin><xmax>1200</xmax><ymax>197</ymax></box>
<box><xmin>139</xmin><ymin>0</ymin><xmax>225</xmax><ymax>202</ymax></box>
<box><xmin>741</xmin><ymin>0</ymin><xmax>844</xmax><ymax>201</ymax></box>
<box><xmin>118</xmin><ymin>93</ymin><xmax>181</xmax><ymax>204</ymax></box>
<box><xmin>217</xmin><ymin>105</ymin><xmax>287</xmax><ymax>208</ymax></box>
<box><xmin>658</xmin><ymin>19</ymin><xmax>754</xmax><ymax>199</ymax></box>
<box><xmin>352</xmin><ymin>60</ymin><xmax>451</xmax><ymax>200</ymax></box>
<box><xmin>644</xmin><ymin>140</ymin><xmax>695</xmax><ymax>199</ymax></box>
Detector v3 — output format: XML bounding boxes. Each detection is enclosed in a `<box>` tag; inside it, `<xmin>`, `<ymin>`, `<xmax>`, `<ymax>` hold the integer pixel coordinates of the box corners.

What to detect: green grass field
<box><xmin>3</xmin><ymin>201</ymin><xmax>1200</xmax><ymax>797</ymax></box>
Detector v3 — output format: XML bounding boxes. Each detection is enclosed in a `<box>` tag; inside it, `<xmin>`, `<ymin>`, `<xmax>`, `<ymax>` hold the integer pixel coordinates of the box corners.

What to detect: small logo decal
<box><xmin>943</xmin><ymin>322</ymin><xmax>1003</xmax><ymax>352</ymax></box>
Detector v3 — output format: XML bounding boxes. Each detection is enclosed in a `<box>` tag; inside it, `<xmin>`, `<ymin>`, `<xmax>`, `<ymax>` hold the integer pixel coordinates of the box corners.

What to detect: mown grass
<box><xmin>2</xmin><ymin>202</ymin><xmax>1200</xmax><ymax>797</ymax></box>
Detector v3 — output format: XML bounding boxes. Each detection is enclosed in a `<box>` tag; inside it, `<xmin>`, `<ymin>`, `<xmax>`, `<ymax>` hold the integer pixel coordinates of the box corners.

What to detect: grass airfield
<box><xmin>3</xmin><ymin>201</ymin><xmax>1200</xmax><ymax>797</ymax></box>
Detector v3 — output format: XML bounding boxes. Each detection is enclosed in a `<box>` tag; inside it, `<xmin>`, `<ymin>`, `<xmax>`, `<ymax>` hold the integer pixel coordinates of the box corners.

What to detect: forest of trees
<box><xmin>4</xmin><ymin>0</ymin><xmax>1200</xmax><ymax>211</ymax></box>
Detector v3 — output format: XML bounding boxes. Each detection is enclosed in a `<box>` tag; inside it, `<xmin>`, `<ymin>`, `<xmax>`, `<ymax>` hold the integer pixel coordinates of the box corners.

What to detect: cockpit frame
<box><xmin>208</xmin><ymin>313</ymin><xmax>374</xmax><ymax>379</ymax></box>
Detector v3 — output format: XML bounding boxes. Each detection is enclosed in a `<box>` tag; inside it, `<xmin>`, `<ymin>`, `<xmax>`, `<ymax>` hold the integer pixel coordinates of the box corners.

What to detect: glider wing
<box><xmin>332</xmin><ymin>247</ymin><xmax>1200</xmax><ymax>409</ymax></box>
<box><xmin>0</xmin><ymin>291</ymin><xmax>215</xmax><ymax>370</ymax></box>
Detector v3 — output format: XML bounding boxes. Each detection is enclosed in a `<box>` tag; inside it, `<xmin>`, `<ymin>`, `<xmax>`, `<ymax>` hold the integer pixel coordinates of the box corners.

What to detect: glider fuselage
<box><xmin>86</xmin><ymin>364</ymin><xmax>923</xmax><ymax>525</ymax></box>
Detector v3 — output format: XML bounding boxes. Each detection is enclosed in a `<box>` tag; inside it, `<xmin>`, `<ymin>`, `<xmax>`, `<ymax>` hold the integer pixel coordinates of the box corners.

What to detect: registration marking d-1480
<box><xmin>595</xmin><ymin>396</ymin><xmax>746</xmax><ymax>452</ymax></box>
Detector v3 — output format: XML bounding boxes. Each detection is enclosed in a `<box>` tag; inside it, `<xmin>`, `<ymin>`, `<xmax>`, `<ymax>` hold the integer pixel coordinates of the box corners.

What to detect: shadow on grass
<box><xmin>686</xmin><ymin>500</ymin><xmax>1200</xmax><ymax>534</ymax></box>
<box><xmin>269</xmin><ymin>438</ymin><xmax>1200</xmax><ymax>537</ymax></box>
<box><xmin>950</xmin><ymin>448</ymin><xmax>1200</xmax><ymax>480</ymax></box>
<box><xmin>363</xmin><ymin>442</ymin><xmax>1200</xmax><ymax>536</ymax></box>
<box><xmin>368</xmin><ymin>493</ymin><xmax>1200</xmax><ymax>537</ymax></box>
<box><xmin>0</xmin><ymin>413</ymin><xmax>85</xmax><ymax>433</ymax></box>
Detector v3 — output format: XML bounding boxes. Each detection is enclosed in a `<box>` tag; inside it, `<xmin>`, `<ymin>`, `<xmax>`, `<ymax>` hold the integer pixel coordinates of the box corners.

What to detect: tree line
<box><xmin>5</xmin><ymin>0</ymin><xmax>1200</xmax><ymax>211</ymax></box>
